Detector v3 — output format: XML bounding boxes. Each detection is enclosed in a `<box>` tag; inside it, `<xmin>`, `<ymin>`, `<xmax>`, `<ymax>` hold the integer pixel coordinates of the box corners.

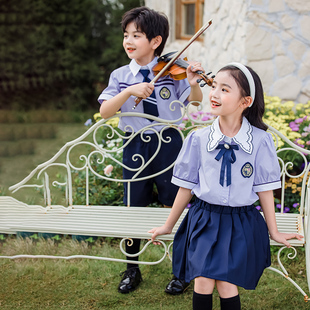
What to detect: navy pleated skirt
<box><xmin>173</xmin><ymin>198</ymin><xmax>271</xmax><ymax>290</ymax></box>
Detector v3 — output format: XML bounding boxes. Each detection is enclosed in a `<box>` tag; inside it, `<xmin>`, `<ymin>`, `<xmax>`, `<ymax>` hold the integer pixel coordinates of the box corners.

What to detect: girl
<box><xmin>148</xmin><ymin>63</ymin><xmax>303</xmax><ymax>310</ymax></box>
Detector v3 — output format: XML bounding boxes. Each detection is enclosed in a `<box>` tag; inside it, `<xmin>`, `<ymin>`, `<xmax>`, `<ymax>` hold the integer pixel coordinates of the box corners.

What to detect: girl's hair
<box><xmin>219</xmin><ymin>65</ymin><xmax>268</xmax><ymax>131</ymax></box>
<box><xmin>121</xmin><ymin>6</ymin><xmax>169</xmax><ymax>56</ymax></box>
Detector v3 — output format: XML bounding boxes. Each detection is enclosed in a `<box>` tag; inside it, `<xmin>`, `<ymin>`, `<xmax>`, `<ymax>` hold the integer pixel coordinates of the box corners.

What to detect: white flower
<box><xmin>104</xmin><ymin>164</ymin><xmax>113</xmax><ymax>176</ymax></box>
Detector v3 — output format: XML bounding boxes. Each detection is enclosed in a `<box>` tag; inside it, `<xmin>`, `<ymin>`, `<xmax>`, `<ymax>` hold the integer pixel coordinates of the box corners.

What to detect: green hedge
<box><xmin>0</xmin><ymin>0</ymin><xmax>143</xmax><ymax>111</ymax></box>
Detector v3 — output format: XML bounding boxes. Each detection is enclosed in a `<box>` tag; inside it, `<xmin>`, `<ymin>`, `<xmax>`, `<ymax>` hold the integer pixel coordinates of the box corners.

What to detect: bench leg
<box><xmin>306</xmin><ymin>213</ymin><xmax>310</xmax><ymax>301</ymax></box>
<box><xmin>119</xmin><ymin>238</ymin><xmax>170</xmax><ymax>265</ymax></box>
<box><xmin>0</xmin><ymin>239</ymin><xmax>171</xmax><ymax>265</ymax></box>
<box><xmin>266</xmin><ymin>246</ymin><xmax>309</xmax><ymax>302</ymax></box>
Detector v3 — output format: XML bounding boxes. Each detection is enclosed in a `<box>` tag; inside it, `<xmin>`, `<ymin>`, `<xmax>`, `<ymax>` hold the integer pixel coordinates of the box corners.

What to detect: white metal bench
<box><xmin>0</xmin><ymin>102</ymin><xmax>309</xmax><ymax>301</ymax></box>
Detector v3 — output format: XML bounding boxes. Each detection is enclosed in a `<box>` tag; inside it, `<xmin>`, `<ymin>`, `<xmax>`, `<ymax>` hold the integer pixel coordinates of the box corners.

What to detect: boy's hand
<box><xmin>148</xmin><ymin>225</ymin><xmax>172</xmax><ymax>244</ymax></box>
<box><xmin>126</xmin><ymin>82</ymin><xmax>154</xmax><ymax>99</ymax></box>
<box><xmin>186</xmin><ymin>61</ymin><xmax>205</xmax><ymax>87</ymax></box>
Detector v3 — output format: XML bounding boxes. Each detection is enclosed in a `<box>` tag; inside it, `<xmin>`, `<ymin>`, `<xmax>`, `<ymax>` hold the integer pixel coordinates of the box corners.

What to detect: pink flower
<box><xmin>295</xmin><ymin>117</ymin><xmax>304</xmax><ymax>124</ymax></box>
<box><xmin>304</xmin><ymin>125</ymin><xmax>310</xmax><ymax>132</ymax></box>
<box><xmin>191</xmin><ymin>113</ymin><xmax>198</xmax><ymax>119</ymax></box>
<box><xmin>178</xmin><ymin>123</ymin><xmax>185</xmax><ymax>130</ymax></box>
<box><xmin>289</xmin><ymin>122</ymin><xmax>299</xmax><ymax>131</ymax></box>
<box><xmin>295</xmin><ymin>139</ymin><xmax>304</xmax><ymax>148</ymax></box>
<box><xmin>202</xmin><ymin>115</ymin><xmax>211</xmax><ymax>121</ymax></box>
<box><xmin>104</xmin><ymin>164</ymin><xmax>113</xmax><ymax>176</ymax></box>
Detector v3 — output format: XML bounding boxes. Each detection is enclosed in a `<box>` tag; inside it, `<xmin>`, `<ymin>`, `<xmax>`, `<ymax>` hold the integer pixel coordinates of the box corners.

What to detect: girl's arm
<box><xmin>258</xmin><ymin>190</ymin><xmax>303</xmax><ymax>247</ymax></box>
<box><xmin>148</xmin><ymin>187</ymin><xmax>193</xmax><ymax>242</ymax></box>
<box><xmin>99</xmin><ymin>82</ymin><xmax>155</xmax><ymax>119</ymax></box>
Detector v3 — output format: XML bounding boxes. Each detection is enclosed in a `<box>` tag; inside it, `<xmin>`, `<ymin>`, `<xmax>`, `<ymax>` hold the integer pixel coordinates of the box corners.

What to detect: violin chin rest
<box><xmin>158</xmin><ymin>51</ymin><xmax>177</xmax><ymax>62</ymax></box>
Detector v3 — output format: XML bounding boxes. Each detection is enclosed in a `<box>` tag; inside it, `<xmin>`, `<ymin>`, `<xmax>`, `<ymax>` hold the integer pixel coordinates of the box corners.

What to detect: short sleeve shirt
<box><xmin>98</xmin><ymin>58</ymin><xmax>191</xmax><ymax>132</ymax></box>
<box><xmin>172</xmin><ymin>117</ymin><xmax>281</xmax><ymax>207</ymax></box>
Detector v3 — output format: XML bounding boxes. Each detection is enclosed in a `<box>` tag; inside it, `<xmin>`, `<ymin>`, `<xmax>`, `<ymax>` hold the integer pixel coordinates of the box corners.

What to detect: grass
<box><xmin>0</xmin><ymin>237</ymin><xmax>309</xmax><ymax>309</ymax></box>
<box><xmin>0</xmin><ymin>122</ymin><xmax>91</xmax><ymax>204</ymax></box>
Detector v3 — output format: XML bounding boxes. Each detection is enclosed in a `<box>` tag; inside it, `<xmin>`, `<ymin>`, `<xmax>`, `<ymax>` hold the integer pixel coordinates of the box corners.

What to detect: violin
<box><xmin>133</xmin><ymin>19</ymin><xmax>213</xmax><ymax>109</ymax></box>
<box><xmin>152</xmin><ymin>51</ymin><xmax>214</xmax><ymax>87</ymax></box>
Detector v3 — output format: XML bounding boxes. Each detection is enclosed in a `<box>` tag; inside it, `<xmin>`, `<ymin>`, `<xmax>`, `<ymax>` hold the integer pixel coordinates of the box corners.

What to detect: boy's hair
<box><xmin>121</xmin><ymin>6</ymin><xmax>169</xmax><ymax>56</ymax></box>
<box><xmin>219</xmin><ymin>65</ymin><xmax>268</xmax><ymax>131</ymax></box>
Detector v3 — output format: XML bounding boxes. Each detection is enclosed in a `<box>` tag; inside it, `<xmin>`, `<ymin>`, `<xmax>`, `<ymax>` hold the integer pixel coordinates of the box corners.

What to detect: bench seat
<box><xmin>0</xmin><ymin>197</ymin><xmax>304</xmax><ymax>246</ymax></box>
<box><xmin>0</xmin><ymin>197</ymin><xmax>187</xmax><ymax>240</ymax></box>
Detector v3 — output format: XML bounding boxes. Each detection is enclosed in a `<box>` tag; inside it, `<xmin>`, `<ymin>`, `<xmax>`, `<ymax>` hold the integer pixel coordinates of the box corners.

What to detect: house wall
<box><xmin>145</xmin><ymin>0</ymin><xmax>310</xmax><ymax>105</ymax></box>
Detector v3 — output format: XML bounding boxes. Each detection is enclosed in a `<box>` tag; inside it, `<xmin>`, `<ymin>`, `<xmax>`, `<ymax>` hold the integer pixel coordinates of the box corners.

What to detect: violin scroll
<box><xmin>196</xmin><ymin>71</ymin><xmax>215</xmax><ymax>88</ymax></box>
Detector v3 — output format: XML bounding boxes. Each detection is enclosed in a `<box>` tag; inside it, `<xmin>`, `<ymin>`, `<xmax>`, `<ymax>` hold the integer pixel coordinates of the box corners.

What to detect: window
<box><xmin>176</xmin><ymin>0</ymin><xmax>205</xmax><ymax>40</ymax></box>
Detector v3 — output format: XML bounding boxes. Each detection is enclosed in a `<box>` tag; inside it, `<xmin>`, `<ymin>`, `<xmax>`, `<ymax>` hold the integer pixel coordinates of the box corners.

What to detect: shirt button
<box><xmin>223</xmin><ymin>199</ymin><xmax>227</xmax><ymax>203</ymax></box>
<box><xmin>224</xmin><ymin>143</ymin><xmax>230</xmax><ymax>149</ymax></box>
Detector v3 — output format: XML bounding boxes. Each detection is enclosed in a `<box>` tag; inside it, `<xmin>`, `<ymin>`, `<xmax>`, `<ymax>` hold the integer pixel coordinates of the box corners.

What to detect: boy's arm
<box><xmin>187</xmin><ymin>83</ymin><xmax>203</xmax><ymax>103</ymax></box>
<box><xmin>99</xmin><ymin>82</ymin><xmax>155</xmax><ymax>119</ymax></box>
<box><xmin>258</xmin><ymin>190</ymin><xmax>303</xmax><ymax>247</ymax></box>
<box><xmin>186</xmin><ymin>62</ymin><xmax>204</xmax><ymax>103</ymax></box>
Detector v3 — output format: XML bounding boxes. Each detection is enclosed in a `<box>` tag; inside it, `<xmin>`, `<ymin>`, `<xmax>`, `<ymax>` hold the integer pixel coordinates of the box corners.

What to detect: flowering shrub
<box><xmin>180</xmin><ymin>111</ymin><xmax>215</xmax><ymax>137</ymax></box>
<box><xmin>66</xmin><ymin>112</ymin><xmax>125</xmax><ymax>205</ymax></box>
<box><xmin>263</xmin><ymin>96</ymin><xmax>310</xmax><ymax>213</ymax></box>
<box><xmin>283</xmin><ymin>174</ymin><xmax>308</xmax><ymax>213</ymax></box>
<box><xmin>71</xmin><ymin>136</ymin><xmax>124</xmax><ymax>206</ymax></box>
<box><xmin>264</xmin><ymin>96</ymin><xmax>310</xmax><ymax>150</ymax></box>
<box><xmin>289</xmin><ymin>116</ymin><xmax>310</xmax><ymax>150</ymax></box>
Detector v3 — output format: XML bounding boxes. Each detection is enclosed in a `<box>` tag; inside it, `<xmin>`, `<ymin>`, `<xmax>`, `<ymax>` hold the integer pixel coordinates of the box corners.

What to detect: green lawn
<box><xmin>0</xmin><ymin>237</ymin><xmax>309</xmax><ymax>310</ymax></box>
<box><xmin>0</xmin><ymin>122</ymin><xmax>89</xmax><ymax>204</ymax></box>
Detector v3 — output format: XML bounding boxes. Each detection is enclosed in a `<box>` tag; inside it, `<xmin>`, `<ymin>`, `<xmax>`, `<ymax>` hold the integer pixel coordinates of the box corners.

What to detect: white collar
<box><xmin>129</xmin><ymin>57</ymin><xmax>159</xmax><ymax>77</ymax></box>
<box><xmin>207</xmin><ymin>117</ymin><xmax>253</xmax><ymax>154</ymax></box>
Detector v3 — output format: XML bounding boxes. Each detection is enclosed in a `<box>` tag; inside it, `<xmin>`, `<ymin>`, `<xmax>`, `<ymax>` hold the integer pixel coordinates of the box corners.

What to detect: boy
<box><xmin>98</xmin><ymin>6</ymin><xmax>204</xmax><ymax>294</ymax></box>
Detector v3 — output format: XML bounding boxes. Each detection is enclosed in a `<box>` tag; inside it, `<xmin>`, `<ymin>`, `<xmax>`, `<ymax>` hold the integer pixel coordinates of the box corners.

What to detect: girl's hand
<box><xmin>270</xmin><ymin>231</ymin><xmax>304</xmax><ymax>248</ymax></box>
<box><xmin>186</xmin><ymin>61</ymin><xmax>205</xmax><ymax>87</ymax></box>
<box><xmin>126</xmin><ymin>82</ymin><xmax>154</xmax><ymax>99</ymax></box>
<box><xmin>148</xmin><ymin>225</ymin><xmax>172</xmax><ymax>244</ymax></box>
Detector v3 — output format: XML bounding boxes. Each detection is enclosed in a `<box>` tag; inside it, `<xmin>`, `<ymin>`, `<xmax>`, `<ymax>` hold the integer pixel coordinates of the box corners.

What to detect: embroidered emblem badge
<box><xmin>159</xmin><ymin>87</ymin><xmax>171</xmax><ymax>99</ymax></box>
<box><xmin>241</xmin><ymin>162</ymin><xmax>253</xmax><ymax>178</ymax></box>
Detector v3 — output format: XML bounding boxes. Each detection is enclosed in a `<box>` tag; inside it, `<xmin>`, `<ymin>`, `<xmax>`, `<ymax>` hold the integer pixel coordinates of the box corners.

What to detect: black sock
<box><xmin>193</xmin><ymin>291</ymin><xmax>212</xmax><ymax>310</ymax></box>
<box><xmin>126</xmin><ymin>238</ymin><xmax>141</xmax><ymax>269</ymax></box>
<box><xmin>220</xmin><ymin>294</ymin><xmax>241</xmax><ymax>310</ymax></box>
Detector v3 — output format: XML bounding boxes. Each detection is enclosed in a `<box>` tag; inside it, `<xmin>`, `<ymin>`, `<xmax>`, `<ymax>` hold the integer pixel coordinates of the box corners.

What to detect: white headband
<box><xmin>228</xmin><ymin>62</ymin><xmax>255</xmax><ymax>107</ymax></box>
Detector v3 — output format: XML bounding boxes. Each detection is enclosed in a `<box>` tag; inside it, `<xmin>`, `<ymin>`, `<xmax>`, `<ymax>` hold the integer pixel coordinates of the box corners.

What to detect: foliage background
<box><xmin>0</xmin><ymin>0</ymin><xmax>143</xmax><ymax>111</ymax></box>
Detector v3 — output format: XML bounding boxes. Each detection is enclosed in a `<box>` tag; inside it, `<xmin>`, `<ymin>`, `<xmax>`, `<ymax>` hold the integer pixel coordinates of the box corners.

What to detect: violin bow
<box><xmin>133</xmin><ymin>19</ymin><xmax>212</xmax><ymax>109</ymax></box>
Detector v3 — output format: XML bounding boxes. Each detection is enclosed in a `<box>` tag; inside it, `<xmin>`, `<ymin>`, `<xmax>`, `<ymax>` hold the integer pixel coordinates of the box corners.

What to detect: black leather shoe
<box><xmin>165</xmin><ymin>275</ymin><xmax>190</xmax><ymax>295</ymax></box>
<box><xmin>118</xmin><ymin>267</ymin><xmax>142</xmax><ymax>294</ymax></box>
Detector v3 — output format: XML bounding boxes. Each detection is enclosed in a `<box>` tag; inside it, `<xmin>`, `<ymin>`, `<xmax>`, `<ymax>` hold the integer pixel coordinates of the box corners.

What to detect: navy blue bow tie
<box><xmin>215</xmin><ymin>143</ymin><xmax>239</xmax><ymax>187</ymax></box>
<box><xmin>139</xmin><ymin>69</ymin><xmax>158</xmax><ymax>117</ymax></box>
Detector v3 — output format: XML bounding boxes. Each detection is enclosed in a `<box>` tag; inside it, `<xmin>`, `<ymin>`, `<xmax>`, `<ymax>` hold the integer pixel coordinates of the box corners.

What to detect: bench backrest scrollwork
<box><xmin>8</xmin><ymin>102</ymin><xmax>310</xmax><ymax>220</ymax></box>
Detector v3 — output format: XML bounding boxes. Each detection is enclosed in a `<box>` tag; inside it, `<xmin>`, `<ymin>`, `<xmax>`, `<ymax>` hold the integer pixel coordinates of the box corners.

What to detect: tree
<box><xmin>0</xmin><ymin>0</ymin><xmax>143</xmax><ymax>110</ymax></box>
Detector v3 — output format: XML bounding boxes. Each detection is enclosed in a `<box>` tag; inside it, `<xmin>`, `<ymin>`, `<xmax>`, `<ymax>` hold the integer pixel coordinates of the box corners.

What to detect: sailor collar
<box><xmin>207</xmin><ymin>117</ymin><xmax>253</xmax><ymax>154</ymax></box>
<box><xmin>129</xmin><ymin>58</ymin><xmax>159</xmax><ymax>77</ymax></box>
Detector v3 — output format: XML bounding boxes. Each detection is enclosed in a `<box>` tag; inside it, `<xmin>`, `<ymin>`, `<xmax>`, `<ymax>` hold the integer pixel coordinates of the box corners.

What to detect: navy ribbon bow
<box><xmin>215</xmin><ymin>143</ymin><xmax>239</xmax><ymax>187</ymax></box>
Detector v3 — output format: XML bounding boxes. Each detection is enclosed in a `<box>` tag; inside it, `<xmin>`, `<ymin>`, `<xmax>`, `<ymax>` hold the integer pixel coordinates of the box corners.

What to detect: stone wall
<box><xmin>145</xmin><ymin>0</ymin><xmax>310</xmax><ymax>105</ymax></box>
